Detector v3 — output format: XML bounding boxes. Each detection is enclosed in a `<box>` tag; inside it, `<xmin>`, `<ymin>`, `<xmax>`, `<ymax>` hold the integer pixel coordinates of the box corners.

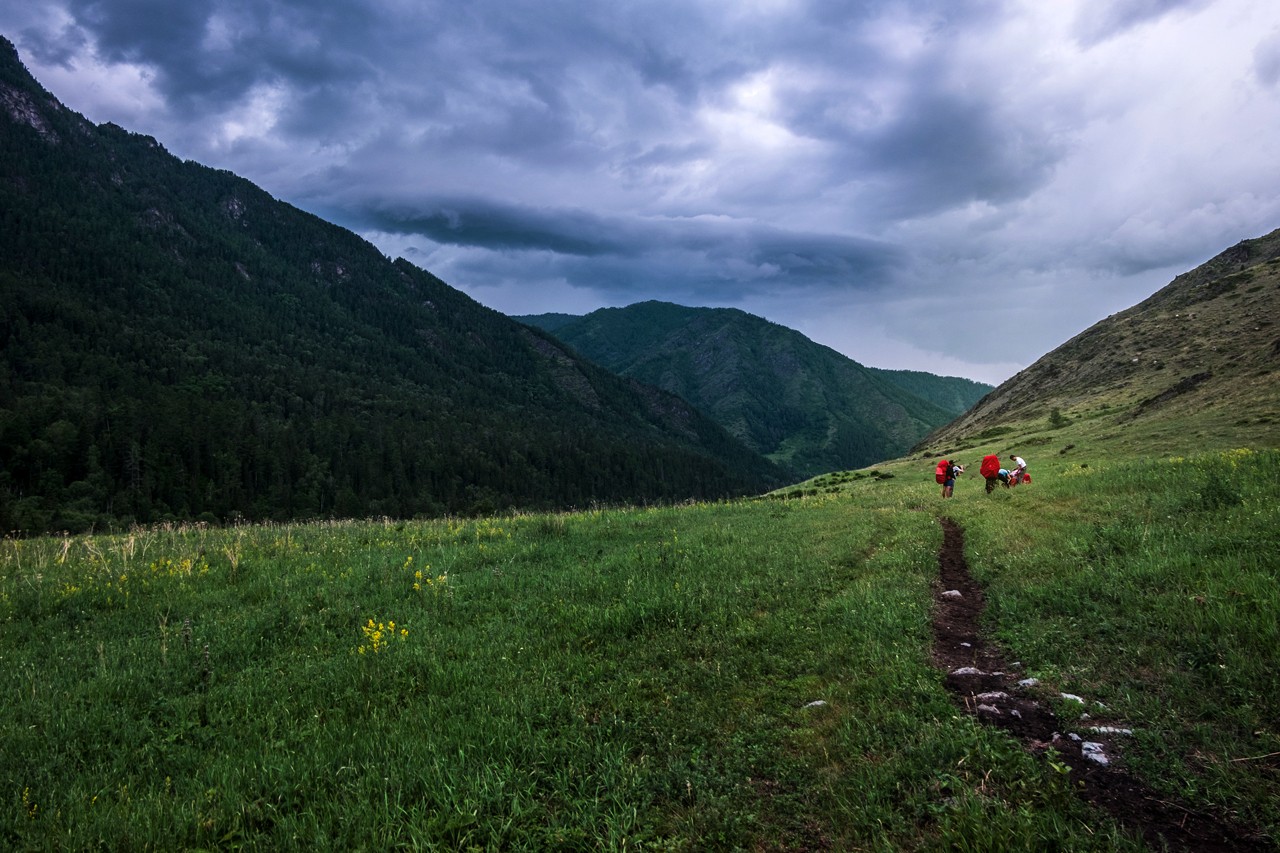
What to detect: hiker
<box><xmin>935</xmin><ymin>458</ymin><xmax>955</xmax><ymax>496</ymax></box>
<box><xmin>980</xmin><ymin>454</ymin><xmax>1001</xmax><ymax>493</ymax></box>
<box><xmin>1009</xmin><ymin>454</ymin><xmax>1028</xmax><ymax>486</ymax></box>
<box><xmin>941</xmin><ymin>461</ymin><xmax>963</xmax><ymax>498</ymax></box>
<box><xmin>997</xmin><ymin>467</ymin><xmax>1011</xmax><ymax>488</ymax></box>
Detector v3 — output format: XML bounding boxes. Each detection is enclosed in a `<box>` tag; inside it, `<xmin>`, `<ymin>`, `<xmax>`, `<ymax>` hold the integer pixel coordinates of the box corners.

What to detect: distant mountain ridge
<box><xmin>917</xmin><ymin>227</ymin><xmax>1280</xmax><ymax>453</ymax></box>
<box><xmin>0</xmin><ymin>37</ymin><xmax>785</xmax><ymax>532</ymax></box>
<box><xmin>520</xmin><ymin>301</ymin><xmax>991</xmax><ymax>478</ymax></box>
<box><xmin>863</xmin><ymin>368</ymin><xmax>991</xmax><ymax>418</ymax></box>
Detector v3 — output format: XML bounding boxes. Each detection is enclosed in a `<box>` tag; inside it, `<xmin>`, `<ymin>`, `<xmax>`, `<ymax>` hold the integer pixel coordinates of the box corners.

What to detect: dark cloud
<box><xmin>850</xmin><ymin>85</ymin><xmax>1062</xmax><ymax>219</ymax></box>
<box><xmin>9</xmin><ymin>19</ymin><xmax>88</xmax><ymax>68</ymax></box>
<box><xmin>67</xmin><ymin>0</ymin><xmax>235</xmax><ymax>107</ymax></box>
<box><xmin>2</xmin><ymin>0</ymin><xmax>1278</xmax><ymax>384</ymax></box>
<box><xmin>758</xmin><ymin>9</ymin><xmax>1065</xmax><ymax>220</ymax></box>
<box><xmin>61</xmin><ymin>0</ymin><xmax>436</xmax><ymax>119</ymax></box>
<box><xmin>1072</xmin><ymin>0</ymin><xmax>1213</xmax><ymax>46</ymax></box>
<box><xmin>1255</xmin><ymin>32</ymin><xmax>1280</xmax><ymax>88</ymax></box>
<box><xmin>738</xmin><ymin>230</ymin><xmax>902</xmax><ymax>283</ymax></box>
<box><xmin>351</xmin><ymin>198</ymin><xmax>627</xmax><ymax>257</ymax></box>
<box><xmin>348</xmin><ymin>195</ymin><xmax>900</xmax><ymax>294</ymax></box>
<box><xmin>68</xmin><ymin>0</ymin><xmax>209</xmax><ymax>64</ymax></box>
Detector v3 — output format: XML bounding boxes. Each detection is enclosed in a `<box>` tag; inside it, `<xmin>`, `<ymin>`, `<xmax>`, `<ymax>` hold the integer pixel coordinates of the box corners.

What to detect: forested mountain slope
<box><xmin>520</xmin><ymin>301</ymin><xmax>985</xmax><ymax>478</ymax></box>
<box><xmin>0</xmin><ymin>37</ymin><xmax>784</xmax><ymax>532</ymax></box>
<box><xmin>863</xmin><ymin>367</ymin><xmax>990</xmax><ymax>416</ymax></box>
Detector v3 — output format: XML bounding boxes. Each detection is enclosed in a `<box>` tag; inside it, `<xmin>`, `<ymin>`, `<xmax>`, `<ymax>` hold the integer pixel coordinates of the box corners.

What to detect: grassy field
<box><xmin>3</xmin><ymin>435</ymin><xmax>1278</xmax><ymax>848</ymax></box>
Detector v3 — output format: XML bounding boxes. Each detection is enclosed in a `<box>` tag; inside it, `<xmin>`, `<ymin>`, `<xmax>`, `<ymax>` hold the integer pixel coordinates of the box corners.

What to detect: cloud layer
<box><xmin>5</xmin><ymin>0</ymin><xmax>1280</xmax><ymax>383</ymax></box>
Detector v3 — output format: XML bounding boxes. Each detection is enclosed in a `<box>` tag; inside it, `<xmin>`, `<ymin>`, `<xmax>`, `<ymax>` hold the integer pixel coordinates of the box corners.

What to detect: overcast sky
<box><xmin>5</xmin><ymin>1</ymin><xmax>1280</xmax><ymax>384</ymax></box>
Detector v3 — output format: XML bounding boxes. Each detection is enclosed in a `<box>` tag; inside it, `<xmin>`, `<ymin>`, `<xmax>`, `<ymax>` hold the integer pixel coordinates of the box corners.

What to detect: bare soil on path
<box><xmin>932</xmin><ymin>517</ymin><xmax>1272</xmax><ymax>852</ymax></box>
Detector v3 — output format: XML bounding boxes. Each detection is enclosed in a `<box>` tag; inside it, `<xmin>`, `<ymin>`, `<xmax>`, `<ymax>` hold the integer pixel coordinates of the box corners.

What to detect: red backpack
<box><xmin>935</xmin><ymin>459</ymin><xmax>950</xmax><ymax>484</ymax></box>
<box><xmin>979</xmin><ymin>455</ymin><xmax>1000</xmax><ymax>479</ymax></box>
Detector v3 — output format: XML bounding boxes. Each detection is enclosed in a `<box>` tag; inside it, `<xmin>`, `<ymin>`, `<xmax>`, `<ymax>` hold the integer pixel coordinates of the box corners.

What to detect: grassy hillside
<box><xmin>521</xmin><ymin>301</ymin><xmax>973</xmax><ymax>479</ymax></box>
<box><xmin>919</xmin><ymin>227</ymin><xmax>1280</xmax><ymax>456</ymax></box>
<box><xmin>4</xmin><ymin>411</ymin><xmax>1276</xmax><ymax>849</ymax></box>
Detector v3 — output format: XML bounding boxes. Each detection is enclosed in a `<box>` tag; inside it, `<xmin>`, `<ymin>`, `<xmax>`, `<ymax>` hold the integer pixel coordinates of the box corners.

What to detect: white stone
<box><xmin>1060</xmin><ymin>693</ymin><xmax>1085</xmax><ymax>703</ymax></box>
<box><xmin>942</xmin><ymin>590</ymin><xmax>963</xmax><ymax>599</ymax></box>
<box><xmin>1082</xmin><ymin>742</ymin><xmax>1109</xmax><ymax>765</ymax></box>
<box><xmin>1018</xmin><ymin>677</ymin><xmax>1039</xmax><ymax>688</ymax></box>
<box><xmin>952</xmin><ymin>666</ymin><xmax>983</xmax><ymax>675</ymax></box>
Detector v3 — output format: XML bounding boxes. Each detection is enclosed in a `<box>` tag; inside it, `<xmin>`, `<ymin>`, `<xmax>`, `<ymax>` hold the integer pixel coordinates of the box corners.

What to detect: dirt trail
<box><xmin>932</xmin><ymin>517</ymin><xmax>1270</xmax><ymax>852</ymax></box>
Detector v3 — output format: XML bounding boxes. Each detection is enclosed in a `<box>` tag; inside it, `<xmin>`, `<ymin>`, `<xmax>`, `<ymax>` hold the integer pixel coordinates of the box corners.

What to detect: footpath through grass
<box><xmin>942</xmin><ymin>447</ymin><xmax>1280</xmax><ymax>842</ymax></box>
<box><xmin>3</xmin><ymin>448</ymin><xmax>1277</xmax><ymax>849</ymax></box>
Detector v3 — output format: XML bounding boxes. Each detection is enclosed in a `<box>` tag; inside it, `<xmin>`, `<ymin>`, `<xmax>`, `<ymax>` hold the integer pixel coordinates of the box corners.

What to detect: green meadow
<box><xmin>3</xmin><ymin>440</ymin><xmax>1278</xmax><ymax>849</ymax></box>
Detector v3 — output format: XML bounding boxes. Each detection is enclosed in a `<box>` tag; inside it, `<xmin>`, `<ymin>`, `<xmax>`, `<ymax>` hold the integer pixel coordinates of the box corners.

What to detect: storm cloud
<box><xmin>5</xmin><ymin>0</ymin><xmax>1279</xmax><ymax>383</ymax></box>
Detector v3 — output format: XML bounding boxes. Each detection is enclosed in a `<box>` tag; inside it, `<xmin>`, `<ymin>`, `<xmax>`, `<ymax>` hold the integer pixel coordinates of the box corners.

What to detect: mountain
<box><xmin>518</xmin><ymin>301</ymin><xmax>988</xmax><ymax>478</ymax></box>
<box><xmin>515</xmin><ymin>312</ymin><xmax>581</xmax><ymax>333</ymax></box>
<box><xmin>916</xmin><ymin>227</ymin><xmax>1280</xmax><ymax>455</ymax></box>
<box><xmin>0</xmin><ymin>37</ymin><xmax>785</xmax><ymax>533</ymax></box>
<box><xmin>862</xmin><ymin>368</ymin><xmax>990</xmax><ymax>416</ymax></box>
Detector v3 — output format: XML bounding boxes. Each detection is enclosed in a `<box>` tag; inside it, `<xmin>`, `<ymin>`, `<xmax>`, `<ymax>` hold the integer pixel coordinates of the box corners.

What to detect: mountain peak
<box><xmin>0</xmin><ymin>34</ymin><xmax>20</xmax><ymax>68</ymax></box>
<box><xmin>0</xmin><ymin>37</ymin><xmax>66</xmax><ymax>144</ymax></box>
<box><xmin>526</xmin><ymin>303</ymin><xmax>991</xmax><ymax>477</ymax></box>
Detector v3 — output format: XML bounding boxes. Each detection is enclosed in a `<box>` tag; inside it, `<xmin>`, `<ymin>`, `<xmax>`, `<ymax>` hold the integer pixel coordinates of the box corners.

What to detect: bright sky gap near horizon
<box><xmin>5</xmin><ymin>1</ymin><xmax>1280</xmax><ymax>385</ymax></box>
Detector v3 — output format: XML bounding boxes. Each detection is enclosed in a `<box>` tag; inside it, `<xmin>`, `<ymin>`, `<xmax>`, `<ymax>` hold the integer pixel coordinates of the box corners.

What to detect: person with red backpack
<box><xmin>936</xmin><ymin>459</ymin><xmax>963</xmax><ymax>498</ymax></box>
<box><xmin>979</xmin><ymin>454</ymin><xmax>1002</xmax><ymax>493</ymax></box>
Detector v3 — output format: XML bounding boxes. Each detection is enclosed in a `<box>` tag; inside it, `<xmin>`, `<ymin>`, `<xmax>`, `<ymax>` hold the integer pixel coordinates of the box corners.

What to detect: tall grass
<box><xmin>4</xmin><ymin>444</ymin><xmax>1274</xmax><ymax>848</ymax></box>
<box><xmin>943</xmin><ymin>447</ymin><xmax>1280</xmax><ymax>837</ymax></box>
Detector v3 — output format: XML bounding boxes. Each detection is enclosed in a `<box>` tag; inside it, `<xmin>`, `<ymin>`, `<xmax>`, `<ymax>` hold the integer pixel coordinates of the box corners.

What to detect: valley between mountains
<box><xmin>2</xmin><ymin>32</ymin><xmax>1279</xmax><ymax>852</ymax></box>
